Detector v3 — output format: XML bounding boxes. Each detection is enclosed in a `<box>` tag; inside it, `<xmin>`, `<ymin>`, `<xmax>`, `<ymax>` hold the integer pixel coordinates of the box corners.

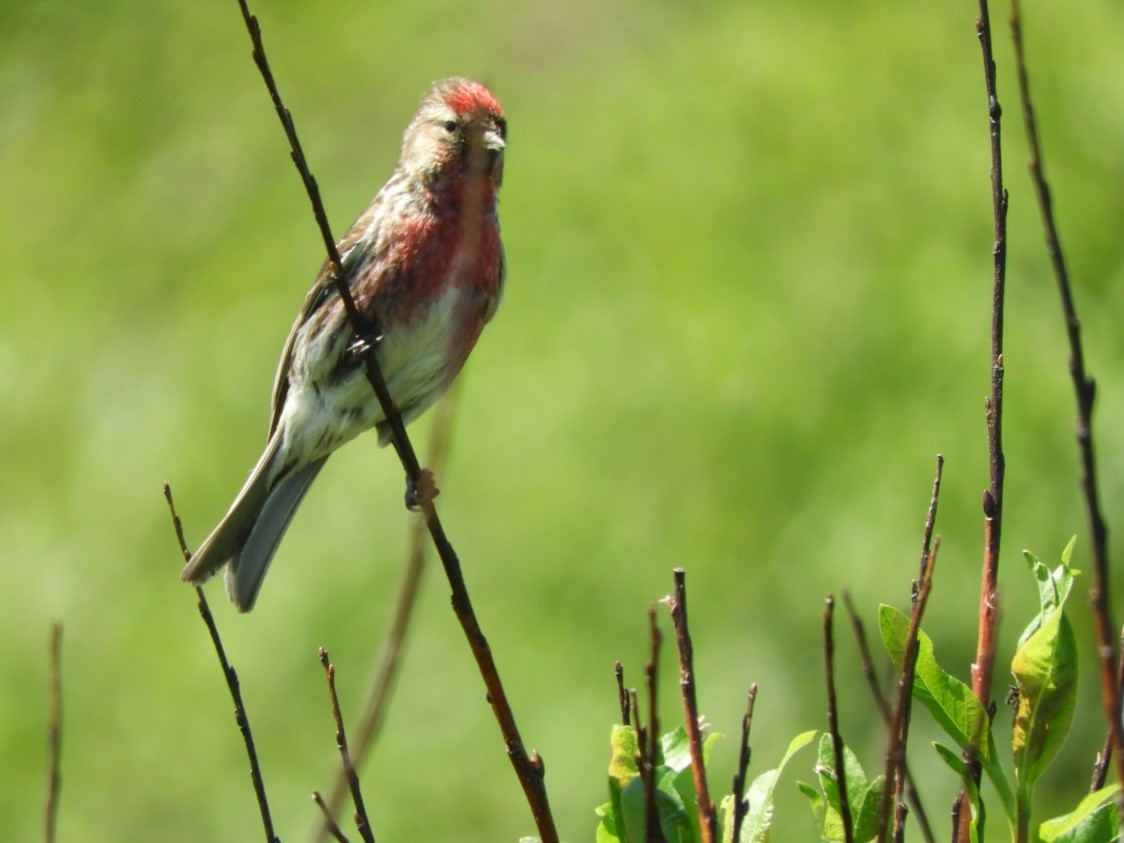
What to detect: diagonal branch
<box><xmin>229</xmin><ymin>3</ymin><xmax>557</xmax><ymax>839</ymax></box>
<box><xmin>1008</xmin><ymin>0</ymin><xmax>1124</xmax><ymax>806</ymax></box>
<box><xmin>164</xmin><ymin>483</ymin><xmax>280</xmax><ymax>843</ymax></box>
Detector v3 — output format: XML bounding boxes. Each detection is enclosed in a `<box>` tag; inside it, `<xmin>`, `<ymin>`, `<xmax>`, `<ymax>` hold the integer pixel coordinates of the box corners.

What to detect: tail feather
<box><xmin>180</xmin><ymin>433</ymin><xmax>327</xmax><ymax>612</ymax></box>
<box><xmin>226</xmin><ymin>456</ymin><xmax>327</xmax><ymax>611</ymax></box>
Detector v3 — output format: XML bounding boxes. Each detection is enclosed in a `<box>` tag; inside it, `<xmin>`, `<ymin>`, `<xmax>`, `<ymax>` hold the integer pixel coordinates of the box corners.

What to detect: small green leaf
<box><xmin>810</xmin><ymin>733</ymin><xmax>884</xmax><ymax>843</ymax></box>
<box><xmin>1011</xmin><ymin>608</ymin><xmax>1078</xmax><ymax>788</ymax></box>
<box><xmin>738</xmin><ymin>730</ymin><xmax>816</xmax><ymax>842</ymax></box>
<box><xmin>1038</xmin><ymin>783</ymin><xmax>1120</xmax><ymax>842</ymax></box>
<box><xmin>662</xmin><ymin>726</ymin><xmax>692</xmax><ymax>774</ymax></box>
<box><xmin>1018</xmin><ymin>542</ymin><xmax>1079</xmax><ymax>649</ymax></box>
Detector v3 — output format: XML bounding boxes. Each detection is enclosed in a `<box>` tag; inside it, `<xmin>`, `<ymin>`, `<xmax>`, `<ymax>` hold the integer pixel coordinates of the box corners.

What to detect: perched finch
<box><xmin>181</xmin><ymin>77</ymin><xmax>507</xmax><ymax>611</ymax></box>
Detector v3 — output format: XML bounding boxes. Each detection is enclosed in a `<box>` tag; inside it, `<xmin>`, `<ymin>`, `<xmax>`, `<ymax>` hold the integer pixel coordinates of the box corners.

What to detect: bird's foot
<box><xmin>405</xmin><ymin>469</ymin><xmax>439</xmax><ymax>511</ymax></box>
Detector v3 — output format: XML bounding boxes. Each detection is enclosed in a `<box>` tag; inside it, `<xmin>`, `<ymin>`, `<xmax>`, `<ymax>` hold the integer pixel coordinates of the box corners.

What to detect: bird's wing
<box><xmin>268</xmin><ymin>207</ymin><xmax>381</xmax><ymax>437</ymax></box>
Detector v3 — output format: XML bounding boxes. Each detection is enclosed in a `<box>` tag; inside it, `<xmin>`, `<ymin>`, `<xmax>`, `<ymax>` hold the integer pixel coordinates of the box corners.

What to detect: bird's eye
<box><xmin>443</xmin><ymin>120</ymin><xmax>458</xmax><ymax>134</ymax></box>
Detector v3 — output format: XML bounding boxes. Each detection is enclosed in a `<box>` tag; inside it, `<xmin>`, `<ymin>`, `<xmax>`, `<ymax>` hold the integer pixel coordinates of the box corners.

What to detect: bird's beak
<box><xmin>482</xmin><ymin>128</ymin><xmax>506</xmax><ymax>154</ymax></box>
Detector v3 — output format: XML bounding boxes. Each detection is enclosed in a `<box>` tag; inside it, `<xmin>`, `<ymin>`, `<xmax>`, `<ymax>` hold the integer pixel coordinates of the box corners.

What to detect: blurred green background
<box><xmin>3</xmin><ymin>0</ymin><xmax>1123</xmax><ymax>840</ymax></box>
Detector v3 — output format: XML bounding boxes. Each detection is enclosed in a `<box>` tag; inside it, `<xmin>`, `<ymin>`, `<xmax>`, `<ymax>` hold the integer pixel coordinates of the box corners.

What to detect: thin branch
<box><xmin>164</xmin><ymin>483</ymin><xmax>280</xmax><ymax>843</ymax></box>
<box><xmin>319</xmin><ymin>650</ymin><xmax>376</xmax><ymax>843</ymax></box>
<box><xmin>1091</xmin><ymin>625</ymin><xmax>1124</xmax><ymax>792</ymax></box>
<box><xmin>643</xmin><ymin>608</ymin><xmax>667</xmax><ymax>843</ymax></box>
<box><xmin>842</xmin><ymin>592</ymin><xmax>935</xmax><ymax>843</ymax></box>
<box><xmin>964</xmin><ymin>0</ymin><xmax>1009</xmax><ymax>834</ymax></box>
<box><xmin>878</xmin><ymin>539</ymin><xmax>940</xmax><ymax>843</ymax></box>
<box><xmin>616</xmin><ymin>662</ymin><xmax>630</xmax><ymax>726</ymax></box>
<box><xmin>229</xmin><ymin>4</ymin><xmax>557</xmax><ymax>838</ymax></box>
<box><xmin>310</xmin><ymin>390</ymin><xmax>458</xmax><ymax>843</ymax></box>
<box><xmin>312</xmin><ymin>792</ymin><xmax>351</xmax><ymax>843</ymax></box>
<box><xmin>730</xmin><ymin>684</ymin><xmax>758</xmax><ymax>843</ymax></box>
<box><xmin>1008</xmin><ymin>0</ymin><xmax>1124</xmax><ymax>805</ymax></box>
<box><xmin>666</xmin><ymin>569</ymin><xmax>718</xmax><ymax>843</ymax></box>
<box><xmin>44</xmin><ymin>621</ymin><xmax>62</xmax><ymax>843</ymax></box>
<box><xmin>824</xmin><ymin>596</ymin><xmax>855</xmax><ymax>843</ymax></box>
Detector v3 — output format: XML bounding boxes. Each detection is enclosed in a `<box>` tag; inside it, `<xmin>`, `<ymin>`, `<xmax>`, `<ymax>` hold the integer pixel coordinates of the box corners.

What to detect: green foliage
<box><xmin>879</xmin><ymin>603</ymin><xmax>1015</xmax><ymax>827</ymax></box>
<box><xmin>1037</xmin><ymin>784</ymin><xmax>1120</xmax><ymax>843</ymax></box>
<box><xmin>797</xmin><ymin>733</ymin><xmax>884</xmax><ymax>843</ymax></box>
<box><xmin>596</xmin><ymin>725</ymin><xmax>812</xmax><ymax>843</ymax></box>
<box><xmin>723</xmin><ymin>730</ymin><xmax>816</xmax><ymax>843</ymax></box>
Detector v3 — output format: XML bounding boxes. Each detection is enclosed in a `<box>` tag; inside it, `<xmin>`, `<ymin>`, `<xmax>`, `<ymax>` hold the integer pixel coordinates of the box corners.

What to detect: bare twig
<box><xmin>878</xmin><ymin>540</ymin><xmax>939</xmax><ymax>843</ymax></box>
<box><xmin>730</xmin><ymin>684</ymin><xmax>758</xmax><ymax>843</ymax></box>
<box><xmin>319</xmin><ymin>649</ymin><xmax>376</xmax><ymax>843</ymax></box>
<box><xmin>229</xmin><ymin>4</ymin><xmax>556</xmax><ymax>838</ymax></box>
<box><xmin>643</xmin><ymin>608</ymin><xmax>666</xmax><ymax>843</ymax></box>
<box><xmin>842</xmin><ymin>591</ymin><xmax>935</xmax><ymax>843</ymax></box>
<box><xmin>878</xmin><ymin>457</ymin><xmax>944</xmax><ymax>843</ymax></box>
<box><xmin>312</xmin><ymin>792</ymin><xmax>350</xmax><ymax>843</ymax></box>
<box><xmin>311</xmin><ymin>390</ymin><xmax>458</xmax><ymax>843</ymax></box>
<box><xmin>963</xmin><ymin>0</ymin><xmax>1009</xmax><ymax>833</ymax></box>
<box><xmin>615</xmin><ymin>662</ymin><xmax>630</xmax><ymax>726</ymax></box>
<box><xmin>165</xmin><ymin>483</ymin><xmax>280</xmax><ymax>843</ymax></box>
<box><xmin>1008</xmin><ymin>0</ymin><xmax>1124</xmax><ymax>806</ymax></box>
<box><xmin>1091</xmin><ymin>626</ymin><xmax>1124</xmax><ymax>792</ymax></box>
<box><xmin>44</xmin><ymin>622</ymin><xmax>62</xmax><ymax>843</ymax></box>
<box><xmin>666</xmin><ymin>569</ymin><xmax>718</xmax><ymax>843</ymax></box>
<box><xmin>824</xmin><ymin>596</ymin><xmax>855</xmax><ymax>843</ymax></box>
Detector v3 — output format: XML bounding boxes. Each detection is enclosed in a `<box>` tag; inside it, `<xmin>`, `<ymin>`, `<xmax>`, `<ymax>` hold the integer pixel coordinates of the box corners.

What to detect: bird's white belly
<box><xmin>276</xmin><ymin>285</ymin><xmax>462</xmax><ymax>469</ymax></box>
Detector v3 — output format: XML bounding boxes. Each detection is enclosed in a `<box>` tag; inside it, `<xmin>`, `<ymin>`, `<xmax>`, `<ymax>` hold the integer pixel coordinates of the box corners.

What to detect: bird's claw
<box><xmin>405</xmin><ymin>469</ymin><xmax>439</xmax><ymax>511</ymax></box>
<box><xmin>347</xmin><ymin>332</ymin><xmax>383</xmax><ymax>360</ymax></box>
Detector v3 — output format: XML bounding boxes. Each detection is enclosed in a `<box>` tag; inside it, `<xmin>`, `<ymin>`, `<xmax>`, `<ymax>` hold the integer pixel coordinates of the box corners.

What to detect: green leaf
<box><xmin>738</xmin><ymin>730</ymin><xmax>816</xmax><ymax>842</ymax></box>
<box><xmin>1038</xmin><ymin>783</ymin><xmax>1120</xmax><ymax>843</ymax></box>
<box><xmin>880</xmin><ymin>606</ymin><xmax>1014</xmax><ymax>824</ymax></box>
<box><xmin>810</xmin><ymin>733</ymin><xmax>884</xmax><ymax>843</ymax></box>
<box><xmin>1011</xmin><ymin>608</ymin><xmax>1078</xmax><ymax>788</ymax></box>
<box><xmin>879</xmin><ymin>604</ymin><xmax>990</xmax><ymax>760</ymax></box>
<box><xmin>1018</xmin><ymin>543</ymin><xmax>1078</xmax><ymax>650</ymax></box>
<box><xmin>596</xmin><ymin>802</ymin><xmax>623</xmax><ymax>843</ymax></box>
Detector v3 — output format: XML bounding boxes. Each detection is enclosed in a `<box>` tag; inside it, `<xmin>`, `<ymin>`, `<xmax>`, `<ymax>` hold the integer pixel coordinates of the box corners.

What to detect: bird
<box><xmin>181</xmin><ymin>77</ymin><xmax>507</xmax><ymax>611</ymax></box>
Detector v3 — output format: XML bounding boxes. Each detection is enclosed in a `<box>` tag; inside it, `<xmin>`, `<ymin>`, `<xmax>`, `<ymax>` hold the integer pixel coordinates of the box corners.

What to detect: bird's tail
<box><xmin>180</xmin><ymin>434</ymin><xmax>328</xmax><ymax>612</ymax></box>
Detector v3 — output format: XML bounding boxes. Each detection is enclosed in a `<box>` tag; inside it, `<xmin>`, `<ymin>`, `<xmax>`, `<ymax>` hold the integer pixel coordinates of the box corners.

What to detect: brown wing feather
<box><xmin>267</xmin><ymin>199</ymin><xmax>386</xmax><ymax>436</ymax></box>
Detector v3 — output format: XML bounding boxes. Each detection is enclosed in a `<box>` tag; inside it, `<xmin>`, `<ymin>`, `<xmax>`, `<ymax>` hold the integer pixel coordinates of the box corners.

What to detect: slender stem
<box><xmin>310</xmin><ymin>390</ymin><xmax>458</xmax><ymax>843</ymax></box>
<box><xmin>319</xmin><ymin>650</ymin><xmax>376</xmax><ymax>843</ymax></box>
<box><xmin>643</xmin><ymin>608</ymin><xmax>667</xmax><ymax>843</ymax></box>
<box><xmin>312</xmin><ymin>792</ymin><xmax>351</xmax><ymax>843</ymax></box>
<box><xmin>824</xmin><ymin>596</ymin><xmax>855</xmax><ymax>843</ymax></box>
<box><xmin>964</xmin><ymin>1</ymin><xmax>1008</xmax><ymax>835</ymax></box>
<box><xmin>667</xmin><ymin>569</ymin><xmax>718</xmax><ymax>843</ymax></box>
<box><xmin>842</xmin><ymin>593</ymin><xmax>935</xmax><ymax>843</ymax></box>
<box><xmin>229</xmin><ymin>4</ymin><xmax>557</xmax><ymax>838</ymax></box>
<box><xmin>615</xmin><ymin>662</ymin><xmax>630</xmax><ymax>726</ymax></box>
<box><xmin>730</xmin><ymin>684</ymin><xmax>758</xmax><ymax>843</ymax></box>
<box><xmin>44</xmin><ymin>622</ymin><xmax>62</xmax><ymax>843</ymax></box>
<box><xmin>164</xmin><ymin>483</ymin><xmax>279</xmax><ymax>843</ymax></box>
<box><xmin>878</xmin><ymin>540</ymin><xmax>939</xmax><ymax>843</ymax></box>
<box><xmin>1008</xmin><ymin>0</ymin><xmax>1124</xmax><ymax>809</ymax></box>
